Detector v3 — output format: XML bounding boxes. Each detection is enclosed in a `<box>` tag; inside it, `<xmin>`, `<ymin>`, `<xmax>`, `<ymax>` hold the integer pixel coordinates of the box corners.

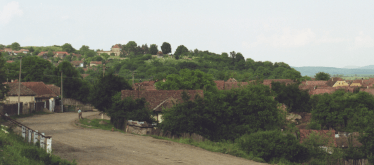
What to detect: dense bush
<box><xmin>237</xmin><ymin>130</ymin><xmax>310</xmax><ymax>163</ymax></box>
<box><xmin>161</xmin><ymin>82</ymin><xmax>284</xmax><ymax>141</ymax></box>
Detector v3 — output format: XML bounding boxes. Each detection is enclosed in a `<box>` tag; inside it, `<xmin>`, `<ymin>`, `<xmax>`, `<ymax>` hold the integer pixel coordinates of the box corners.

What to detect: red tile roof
<box><xmin>81</xmin><ymin>74</ymin><xmax>89</xmax><ymax>79</ymax></box>
<box><xmin>299</xmin><ymin>129</ymin><xmax>337</xmax><ymax>147</ymax></box>
<box><xmin>5</xmin><ymin>82</ymin><xmax>37</xmax><ymax>96</ymax></box>
<box><xmin>6</xmin><ymin>60</ymin><xmax>14</xmax><ymax>63</ymax></box>
<box><xmin>133</xmin><ymin>81</ymin><xmax>156</xmax><ymax>90</ymax></box>
<box><xmin>90</xmin><ymin>61</ymin><xmax>102</xmax><ymax>65</ymax></box>
<box><xmin>112</xmin><ymin>44</ymin><xmax>121</xmax><ymax>48</ymax></box>
<box><xmin>21</xmin><ymin>82</ymin><xmax>57</xmax><ymax>98</ymax></box>
<box><xmin>214</xmin><ymin>80</ymin><xmax>225</xmax><ymax>90</ymax></box>
<box><xmin>305</xmin><ymin>81</ymin><xmax>328</xmax><ymax>86</ymax></box>
<box><xmin>309</xmin><ymin>88</ymin><xmax>337</xmax><ymax>95</ymax></box>
<box><xmin>263</xmin><ymin>79</ymin><xmax>295</xmax><ymax>88</ymax></box>
<box><xmin>122</xmin><ymin>90</ymin><xmax>204</xmax><ymax>111</ymax></box>
<box><xmin>335</xmin><ymin>132</ymin><xmax>362</xmax><ymax>148</ymax></box>
<box><xmin>46</xmin><ymin>84</ymin><xmax>60</xmax><ymax>96</ymax></box>
<box><xmin>360</xmin><ymin>88</ymin><xmax>374</xmax><ymax>95</ymax></box>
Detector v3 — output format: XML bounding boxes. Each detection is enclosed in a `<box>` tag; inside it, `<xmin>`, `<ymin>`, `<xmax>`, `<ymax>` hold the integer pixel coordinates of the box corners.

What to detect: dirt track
<box><xmin>14</xmin><ymin>112</ymin><xmax>268</xmax><ymax>165</ymax></box>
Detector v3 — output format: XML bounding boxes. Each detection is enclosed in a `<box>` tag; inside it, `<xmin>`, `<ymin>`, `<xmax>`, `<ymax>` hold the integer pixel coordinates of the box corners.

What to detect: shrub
<box><xmin>237</xmin><ymin>130</ymin><xmax>310</xmax><ymax>163</ymax></box>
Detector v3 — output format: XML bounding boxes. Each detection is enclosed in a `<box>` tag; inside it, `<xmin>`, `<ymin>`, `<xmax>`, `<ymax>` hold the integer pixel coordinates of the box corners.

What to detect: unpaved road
<box><xmin>14</xmin><ymin>112</ymin><xmax>268</xmax><ymax>165</ymax></box>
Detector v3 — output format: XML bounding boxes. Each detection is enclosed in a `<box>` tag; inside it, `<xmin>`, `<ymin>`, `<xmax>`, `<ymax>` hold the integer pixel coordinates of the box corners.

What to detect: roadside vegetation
<box><xmin>0</xmin><ymin>125</ymin><xmax>76</xmax><ymax>165</ymax></box>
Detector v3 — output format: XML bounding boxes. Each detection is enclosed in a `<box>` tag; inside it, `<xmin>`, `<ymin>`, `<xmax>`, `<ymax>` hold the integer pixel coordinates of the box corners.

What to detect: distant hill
<box><xmin>292</xmin><ymin>66</ymin><xmax>374</xmax><ymax>76</ymax></box>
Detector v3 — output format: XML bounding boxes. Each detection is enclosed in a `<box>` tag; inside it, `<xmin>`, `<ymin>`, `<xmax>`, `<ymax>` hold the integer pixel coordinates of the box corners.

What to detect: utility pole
<box><xmin>7</xmin><ymin>69</ymin><xmax>9</xmax><ymax>82</ymax></box>
<box><xmin>17</xmin><ymin>57</ymin><xmax>22</xmax><ymax>115</ymax></box>
<box><xmin>61</xmin><ymin>71</ymin><xmax>63</xmax><ymax>112</ymax></box>
<box><xmin>129</xmin><ymin>71</ymin><xmax>137</xmax><ymax>86</ymax></box>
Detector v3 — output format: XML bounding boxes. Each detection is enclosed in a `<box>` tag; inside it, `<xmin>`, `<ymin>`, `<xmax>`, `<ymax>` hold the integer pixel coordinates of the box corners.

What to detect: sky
<box><xmin>0</xmin><ymin>0</ymin><xmax>373</xmax><ymax>68</ymax></box>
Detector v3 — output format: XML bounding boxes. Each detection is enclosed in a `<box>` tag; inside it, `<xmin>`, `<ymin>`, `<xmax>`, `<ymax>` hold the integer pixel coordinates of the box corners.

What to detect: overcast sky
<box><xmin>1</xmin><ymin>0</ymin><xmax>373</xmax><ymax>68</ymax></box>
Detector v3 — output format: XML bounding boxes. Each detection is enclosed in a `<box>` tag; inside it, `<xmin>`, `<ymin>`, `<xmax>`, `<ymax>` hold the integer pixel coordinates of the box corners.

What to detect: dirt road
<box><xmin>15</xmin><ymin>112</ymin><xmax>268</xmax><ymax>165</ymax></box>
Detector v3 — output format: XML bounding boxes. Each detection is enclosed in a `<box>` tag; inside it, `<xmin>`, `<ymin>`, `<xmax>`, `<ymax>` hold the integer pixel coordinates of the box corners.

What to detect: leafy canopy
<box><xmin>155</xmin><ymin>68</ymin><xmax>216</xmax><ymax>91</ymax></box>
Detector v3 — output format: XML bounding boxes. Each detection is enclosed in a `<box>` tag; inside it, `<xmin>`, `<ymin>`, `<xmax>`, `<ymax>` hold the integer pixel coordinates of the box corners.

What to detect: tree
<box><xmin>10</xmin><ymin>42</ymin><xmax>21</xmax><ymax>50</ymax></box>
<box><xmin>61</xmin><ymin>43</ymin><xmax>76</xmax><ymax>53</ymax></box>
<box><xmin>108</xmin><ymin>92</ymin><xmax>154</xmax><ymax>129</ymax></box>
<box><xmin>238</xmin><ymin>130</ymin><xmax>309</xmax><ymax>163</ymax></box>
<box><xmin>161</xmin><ymin>82</ymin><xmax>284</xmax><ymax>141</ymax></box>
<box><xmin>28</xmin><ymin>47</ymin><xmax>34</xmax><ymax>53</ymax></box>
<box><xmin>271</xmin><ymin>81</ymin><xmax>311</xmax><ymax>112</ymax></box>
<box><xmin>124</xmin><ymin>41</ymin><xmax>137</xmax><ymax>55</ymax></box>
<box><xmin>155</xmin><ymin>69</ymin><xmax>216</xmax><ymax>91</ymax></box>
<box><xmin>0</xmin><ymin>52</ymin><xmax>9</xmax><ymax>100</ymax></box>
<box><xmin>174</xmin><ymin>45</ymin><xmax>188</xmax><ymax>56</ymax></box>
<box><xmin>84</xmin><ymin>50</ymin><xmax>96</xmax><ymax>58</ymax></box>
<box><xmin>149</xmin><ymin>44</ymin><xmax>158</xmax><ymax>55</ymax></box>
<box><xmin>20</xmin><ymin>56</ymin><xmax>54</xmax><ymax>83</ymax></box>
<box><xmin>89</xmin><ymin>72</ymin><xmax>132</xmax><ymax>112</ymax></box>
<box><xmin>315</xmin><ymin>72</ymin><xmax>331</xmax><ymax>80</ymax></box>
<box><xmin>100</xmin><ymin>53</ymin><xmax>110</xmax><ymax>61</ymax></box>
<box><xmin>79</xmin><ymin>45</ymin><xmax>90</xmax><ymax>55</ymax></box>
<box><xmin>161</xmin><ymin>42</ymin><xmax>171</xmax><ymax>54</ymax></box>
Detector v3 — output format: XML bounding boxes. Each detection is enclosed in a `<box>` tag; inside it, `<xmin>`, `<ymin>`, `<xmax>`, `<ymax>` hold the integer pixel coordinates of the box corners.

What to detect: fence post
<box><xmin>33</xmin><ymin>130</ymin><xmax>38</xmax><ymax>144</ymax></box>
<box><xmin>46</xmin><ymin>137</ymin><xmax>52</xmax><ymax>154</ymax></box>
<box><xmin>40</xmin><ymin>133</ymin><xmax>45</xmax><ymax>149</ymax></box>
<box><xmin>28</xmin><ymin>129</ymin><xmax>32</xmax><ymax>143</ymax></box>
<box><xmin>22</xmin><ymin>126</ymin><xmax>26</xmax><ymax>140</ymax></box>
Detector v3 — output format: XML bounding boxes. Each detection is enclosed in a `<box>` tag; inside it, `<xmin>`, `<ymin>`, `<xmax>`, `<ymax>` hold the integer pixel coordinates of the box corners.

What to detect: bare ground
<box><xmin>13</xmin><ymin>112</ymin><xmax>269</xmax><ymax>165</ymax></box>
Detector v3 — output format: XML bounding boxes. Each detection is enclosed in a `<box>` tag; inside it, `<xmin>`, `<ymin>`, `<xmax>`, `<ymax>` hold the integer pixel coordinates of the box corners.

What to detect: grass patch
<box><xmin>79</xmin><ymin>119</ymin><xmax>124</xmax><ymax>132</ymax></box>
<box><xmin>147</xmin><ymin>135</ymin><xmax>267</xmax><ymax>163</ymax></box>
<box><xmin>0</xmin><ymin>125</ymin><xmax>76</xmax><ymax>165</ymax></box>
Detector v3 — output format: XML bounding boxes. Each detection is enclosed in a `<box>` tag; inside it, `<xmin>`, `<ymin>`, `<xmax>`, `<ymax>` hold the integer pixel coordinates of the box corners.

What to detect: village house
<box><xmin>70</xmin><ymin>61</ymin><xmax>84</xmax><ymax>67</ymax></box>
<box><xmin>21</xmin><ymin>82</ymin><xmax>57</xmax><ymax>102</ymax></box>
<box><xmin>54</xmin><ymin>51</ymin><xmax>69</xmax><ymax>59</ymax></box>
<box><xmin>90</xmin><ymin>61</ymin><xmax>102</xmax><ymax>67</ymax></box>
<box><xmin>4</xmin><ymin>82</ymin><xmax>37</xmax><ymax>103</ymax></box>
<box><xmin>299</xmin><ymin>129</ymin><xmax>337</xmax><ymax>154</ymax></box>
<box><xmin>37</xmin><ymin>52</ymin><xmax>49</xmax><ymax>59</ymax></box>
<box><xmin>97</xmin><ymin>44</ymin><xmax>121</xmax><ymax>56</ymax></box>
<box><xmin>121</xmin><ymin>90</ymin><xmax>204</xmax><ymax>123</ymax></box>
<box><xmin>1</xmin><ymin>48</ymin><xmax>29</xmax><ymax>55</ymax></box>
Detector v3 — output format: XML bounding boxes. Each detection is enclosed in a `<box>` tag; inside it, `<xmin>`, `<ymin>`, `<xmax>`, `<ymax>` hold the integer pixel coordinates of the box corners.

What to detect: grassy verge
<box><xmin>78</xmin><ymin>118</ymin><xmax>124</xmax><ymax>133</ymax></box>
<box><xmin>148</xmin><ymin>135</ymin><xmax>268</xmax><ymax>163</ymax></box>
<box><xmin>0</xmin><ymin>125</ymin><xmax>76</xmax><ymax>165</ymax></box>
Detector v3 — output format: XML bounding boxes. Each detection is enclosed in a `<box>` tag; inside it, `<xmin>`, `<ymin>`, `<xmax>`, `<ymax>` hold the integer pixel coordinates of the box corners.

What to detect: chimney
<box><xmin>314</xmin><ymin>86</ymin><xmax>316</xmax><ymax>90</ymax></box>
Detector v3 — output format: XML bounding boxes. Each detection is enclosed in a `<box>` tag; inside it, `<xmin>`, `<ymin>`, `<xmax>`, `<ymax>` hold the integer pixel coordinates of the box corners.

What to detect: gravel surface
<box><xmin>14</xmin><ymin>112</ymin><xmax>269</xmax><ymax>165</ymax></box>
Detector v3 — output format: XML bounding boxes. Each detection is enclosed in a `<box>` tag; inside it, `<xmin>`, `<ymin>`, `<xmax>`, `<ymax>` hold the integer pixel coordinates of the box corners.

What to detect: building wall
<box><xmin>6</xmin><ymin>96</ymin><xmax>35</xmax><ymax>103</ymax></box>
<box><xmin>333</xmin><ymin>81</ymin><xmax>349</xmax><ymax>87</ymax></box>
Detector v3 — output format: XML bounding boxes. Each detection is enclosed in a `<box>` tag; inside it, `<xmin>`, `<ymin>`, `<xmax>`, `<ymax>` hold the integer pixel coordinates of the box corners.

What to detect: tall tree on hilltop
<box><xmin>10</xmin><ymin>42</ymin><xmax>21</xmax><ymax>50</ymax></box>
<box><xmin>315</xmin><ymin>72</ymin><xmax>330</xmax><ymax>80</ymax></box>
<box><xmin>149</xmin><ymin>44</ymin><xmax>158</xmax><ymax>55</ymax></box>
<box><xmin>161</xmin><ymin>42</ymin><xmax>171</xmax><ymax>54</ymax></box>
<box><xmin>61</xmin><ymin>43</ymin><xmax>76</xmax><ymax>53</ymax></box>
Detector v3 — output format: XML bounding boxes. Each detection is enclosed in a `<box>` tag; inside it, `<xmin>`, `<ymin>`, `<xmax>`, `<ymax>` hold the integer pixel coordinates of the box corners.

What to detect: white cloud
<box><xmin>0</xmin><ymin>1</ymin><xmax>23</xmax><ymax>24</ymax></box>
<box><xmin>350</xmin><ymin>31</ymin><xmax>374</xmax><ymax>49</ymax></box>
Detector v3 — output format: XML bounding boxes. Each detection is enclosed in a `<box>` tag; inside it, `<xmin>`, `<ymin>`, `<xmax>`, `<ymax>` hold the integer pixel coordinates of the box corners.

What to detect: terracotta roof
<box><xmin>46</xmin><ymin>84</ymin><xmax>60</xmax><ymax>96</ymax></box>
<box><xmin>70</xmin><ymin>61</ymin><xmax>83</xmax><ymax>66</ymax></box>
<box><xmin>37</xmin><ymin>52</ymin><xmax>48</xmax><ymax>56</ymax></box>
<box><xmin>81</xmin><ymin>74</ymin><xmax>89</xmax><ymax>79</ymax></box>
<box><xmin>112</xmin><ymin>44</ymin><xmax>121</xmax><ymax>48</ymax></box>
<box><xmin>214</xmin><ymin>80</ymin><xmax>225</xmax><ymax>90</ymax></box>
<box><xmin>263</xmin><ymin>79</ymin><xmax>295</xmax><ymax>88</ymax></box>
<box><xmin>305</xmin><ymin>81</ymin><xmax>328</xmax><ymax>86</ymax></box>
<box><xmin>226</xmin><ymin>78</ymin><xmax>237</xmax><ymax>82</ymax></box>
<box><xmin>133</xmin><ymin>81</ymin><xmax>156</xmax><ymax>90</ymax></box>
<box><xmin>335</xmin><ymin>132</ymin><xmax>362</xmax><ymax>148</ymax></box>
<box><xmin>299</xmin><ymin>129</ymin><xmax>337</xmax><ymax>147</ymax></box>
<box><xmin>54</xmin><ymin>51</ymin><xmax>69</xmax><ymax>55</ymax></box>
<box><xmin>360</xmin><ymin>88</ymin><xmax>374</xmax><ymax>95</ymax></box>
<box><xmin>6</xmin><ymin>60</ymin><xmax>14</xmax><ymax>63</ymax></box>
<box><xmin>224</xmin><ymin>82</ymin><xmax>249</xmax><ymax>90</ymax></box>
<box><xmin>309</xmin><ymin>88</ymin><xmax>337</xmax><ymax>95</ymax></box>
<box><xmin>21</xmin><ymin>82</ymin><xmax>57</xmax><ymax>98</ymax></box>
<box><xmin>122</xmin><ymin>90</ymin><xmax>204</xmax><ymax>111</ymax></box>
<box><xmin>90</xmin><ymin>61</ymin><xmax>102</xmax><ymax>65</ymax></box>
<box><xmin>5</xmin><ymin>82</ymin><xmax>37</xmax><ymax>96</ymax></box>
